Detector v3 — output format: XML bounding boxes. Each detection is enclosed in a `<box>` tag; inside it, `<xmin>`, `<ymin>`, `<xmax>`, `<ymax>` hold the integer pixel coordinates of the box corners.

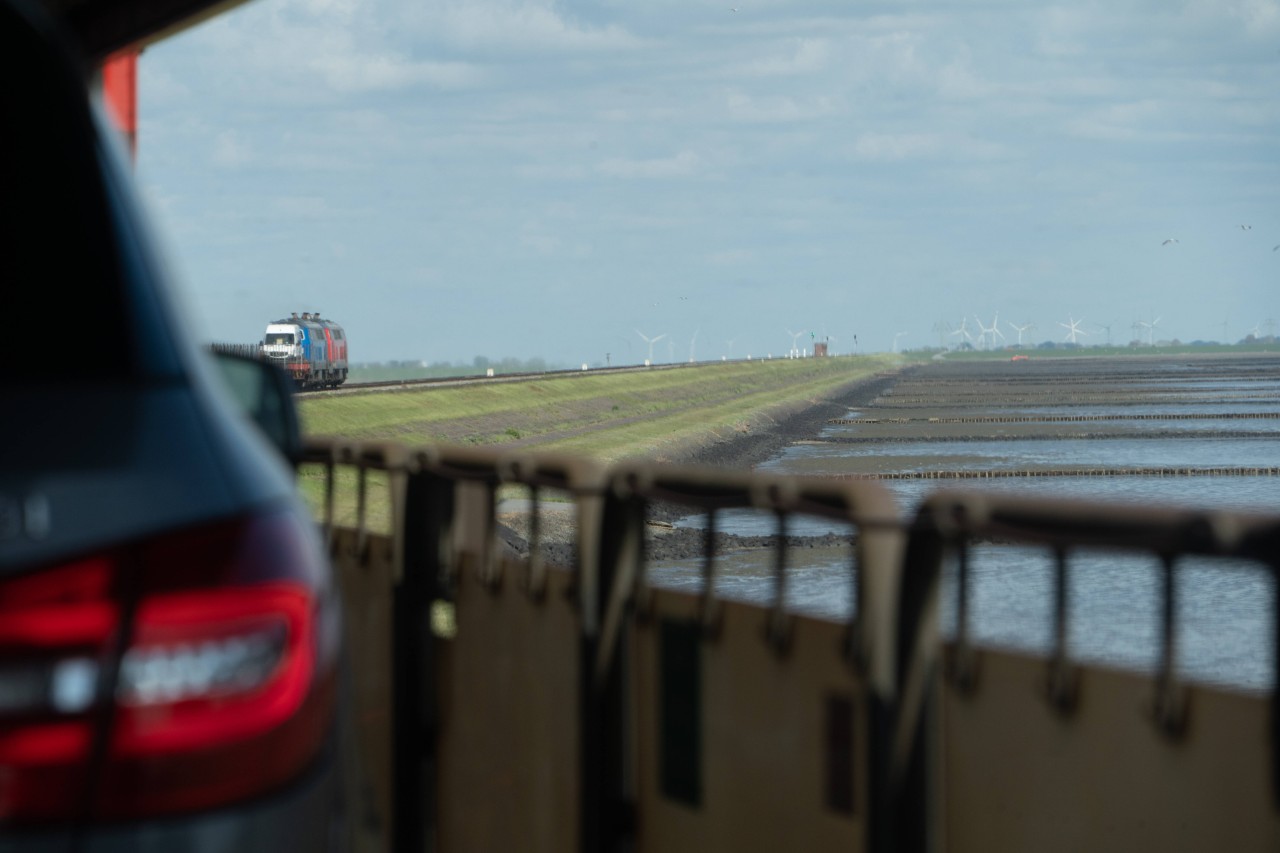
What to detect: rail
<box><xmin>301</xmin><ymin>435</ymin><xmax>1280</xmax><ymax>852</ymax></box>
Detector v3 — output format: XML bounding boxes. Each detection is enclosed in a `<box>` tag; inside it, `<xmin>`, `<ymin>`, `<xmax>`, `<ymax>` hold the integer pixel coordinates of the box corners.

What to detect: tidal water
<box><xmin>656</xmin><ymin>357</ymin><xmax>1280</xmax><ymax>692</ymax></box>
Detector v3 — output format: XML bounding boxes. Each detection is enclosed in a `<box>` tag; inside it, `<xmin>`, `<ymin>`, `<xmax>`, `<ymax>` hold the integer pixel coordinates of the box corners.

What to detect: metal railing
<box><xmin>301</xmin><ymin>436</ymin><xmax>1280</xmax><ymax>853</ymax></box>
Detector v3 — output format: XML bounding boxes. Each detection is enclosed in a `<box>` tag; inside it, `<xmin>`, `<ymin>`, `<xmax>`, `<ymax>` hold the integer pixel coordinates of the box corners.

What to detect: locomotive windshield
<box><xmin>265</xmin><ymin>333</ymin><xmax>295</xmax><ymax>345</ymax></box>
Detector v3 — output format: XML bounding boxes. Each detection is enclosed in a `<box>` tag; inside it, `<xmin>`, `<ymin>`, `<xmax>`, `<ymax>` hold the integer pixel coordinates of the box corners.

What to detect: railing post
<box><xmin>580</xmin><ymin>475</ymin><xmax>641</xmax><ymax>853</ymax></box>
<box><xmin>880</xmin><ymin>505</ymin><xmax>946</xmax><ymax>853</ymax></box>
<box><xmin>395</xmin><ymin>460</ymin><xmax>454</xmax><ymax>853</ymax></box>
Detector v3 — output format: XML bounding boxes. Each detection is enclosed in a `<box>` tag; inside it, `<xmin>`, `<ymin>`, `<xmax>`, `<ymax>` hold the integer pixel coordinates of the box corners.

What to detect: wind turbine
<box><xmin>972</xmin><ymin>316</ymin><xmax>989</xmax><ymax>350</ymax></box>
<box><xmin>1137</xmin><ymin>316</ymin><xmax>1161</xmax><ymax>347</ymax></box>
<box><xmin>1008</xmin><ymin>321</ymin><xmax>1035</xmax><ymax>347</ymax></box>
<box><xmin>724</xmin><ymin>338</ymin><xmax>736</xmax><ymax>360</ymax></box>
<box><xmin>893</xmin><ymin>331</ymin><xmax>907</xmax><ymax>354</ymax></box>
<box><xmin>635</xmin><ymin>329</ymin><xmax>666</xmax><ymax>366</ymax></box>
<box><xmin>949</xmin><ymin>318</ymin><xmax>974</xmax><ymax>350</ymax></box>
<box><xmin>1059</xmin><ymin>316</ymin><xmax>1089</xmax><ymax>344</ymax></box>
<box><xmin>974</xmin><ymin>314</ymin><xmax>1003</xmax><ymax>350</ymax></box>
<box><xmin>1094</xmin><ymin>320</ymin><xmax>1116</xmax><ymax>347</ymax></box>
<box><xmin>988</xmin><ymin>312</ymin><xmax>1006</xmax><ymax>349</ymax></box>
<box><xmin>689</xmin><ymin>328</ymin><xmax>700</xmax><ymax>363</ymax></box>
<box><xmin>785</xmin><ymin>328</ymin><xmax>805</xmax><ymax>358</ymax></box>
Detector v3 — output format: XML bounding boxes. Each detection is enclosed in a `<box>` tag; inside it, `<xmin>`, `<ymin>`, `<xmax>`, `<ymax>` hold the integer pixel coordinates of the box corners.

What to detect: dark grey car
<box><xmin>1</xmin><ymin>0</ymin><xmax>348</xmax><ymax>847</ymax></box>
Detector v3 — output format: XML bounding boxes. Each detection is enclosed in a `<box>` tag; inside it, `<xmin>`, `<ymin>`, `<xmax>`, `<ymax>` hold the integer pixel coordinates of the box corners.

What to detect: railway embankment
<box><xmin>297</xmin><ymin>355</ymin><xmax>905</xmax><ymax>532</ymax></box>
<box><xmin>299</xmin><ymin>355</ymin><xmax>903</xmax><ymax>463</ymax></box>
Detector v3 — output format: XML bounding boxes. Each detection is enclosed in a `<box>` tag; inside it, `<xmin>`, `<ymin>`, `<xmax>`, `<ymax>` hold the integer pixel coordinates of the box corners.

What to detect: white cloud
<box><xmin>310</xmin><ymin>53</ymin><xmax>484</xmax><ymax>93</ymax></box>
<box><xmin>138</xmin><ymin>65</ymin><xmax>191</xmax><ymax>105</ymax></box>
<box><xmin>212</xmin><ymin>130</ymin><xmax>253</xmax><ymax>168</ymax></box>
<box><xmin>597</xmin><ymin>150</ymin><xmax>700</xmax><ymax>179</ymax></box>
<box><xmin>707</xmin><ymin>248</ymin><xmax>756</xmax><ymax>266</ymax></box>
<box><xmin>1064</xmin><ymin>100</ymin><xmax>1166</xmax><ymax>142</ymax></box>
<box><xmin>1189</xmin><ymin>0</ymin><xmax>1280</xmax><ymax>37</ymax></box>
<box><xmin>519</xmin><ymin>223</ymin><xmax>592</xmax><ymax>257</ymax></box>
<box><xmin>271</xmin><ymin>196</ymin><xmax>333</xmax><ymax>217</ymax></box>
<box><xmin>194</xmin><ymin>0</ymin><xmax>487</xmax><ymax>95</ymax></box>
<box><xmin>516</xmin><ymin>162</ymin><xmax>592</xmax><ymax>180</ymax></box>
<box><xmin>851</xmin><ymin>132</ymin><xmax>938</xmax><ymax>162</ymax></box>
<box><xmin>738</xmin><ymin>37</ymin><xmax>830</xmax><ymax>77</ymax></box>
<box><xmin>849</xmin><ymin>132</ymin><xmax>1007</xmax><ymax>162</ymax></box>
<box><xmin>936</xmin><ymin>56</ymin><xmax>988</xmax><ymax>100</ymax></box>
<box><xmin>725</xmin><ymin>91</ymin><xmax>839</xmax><ymax>123</ymax></box>
<box><xmin>414</xmin><ymin>0</ymin><xmax>642</xmax><ymax>52</ymax></box>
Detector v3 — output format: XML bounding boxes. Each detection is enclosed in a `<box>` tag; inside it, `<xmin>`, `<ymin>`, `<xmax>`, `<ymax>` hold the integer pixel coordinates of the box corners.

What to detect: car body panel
<box><xmin>2</xmin><ymin>0</ymin><xmax>348</xmax><ymax>846</ymax></box>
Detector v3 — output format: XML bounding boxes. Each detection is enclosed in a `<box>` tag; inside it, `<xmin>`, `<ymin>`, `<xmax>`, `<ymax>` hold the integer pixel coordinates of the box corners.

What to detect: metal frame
<box><xmin>301</xmin><ymin>436</ymin><xmax>1280</xmax><ymax>853</ymax></box>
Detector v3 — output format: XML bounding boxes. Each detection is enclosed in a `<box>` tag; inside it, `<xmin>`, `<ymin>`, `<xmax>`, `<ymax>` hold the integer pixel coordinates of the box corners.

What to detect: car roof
<box><xmin>37</xmin><ymin>0</ymin><xmax>248</xmax><ymax>62</ymax></box>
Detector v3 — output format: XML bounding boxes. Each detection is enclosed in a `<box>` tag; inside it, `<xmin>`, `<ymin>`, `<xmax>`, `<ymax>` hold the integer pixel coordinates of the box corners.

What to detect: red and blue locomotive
<box><xmin>261</xmin><ymin>312</ymin><xmax>348</xmax><ymax>388</ymax></box>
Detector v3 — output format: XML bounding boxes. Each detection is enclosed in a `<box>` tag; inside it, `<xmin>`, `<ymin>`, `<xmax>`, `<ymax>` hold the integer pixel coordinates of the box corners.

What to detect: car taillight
<box><xmin>0</xmin><ymin>511</ymin><xmax>336</xmax><ymax>825</ymax></box>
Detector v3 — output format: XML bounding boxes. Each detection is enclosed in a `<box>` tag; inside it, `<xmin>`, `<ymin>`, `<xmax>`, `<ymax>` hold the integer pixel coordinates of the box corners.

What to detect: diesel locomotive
<box><xmin>261</xmin><ymin>312</ymin><xmax>348</xmax><ymax>388</ymax></box>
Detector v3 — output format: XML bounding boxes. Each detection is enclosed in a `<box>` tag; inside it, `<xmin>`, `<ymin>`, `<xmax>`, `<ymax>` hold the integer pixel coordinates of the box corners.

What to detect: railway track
<box><xmin>296</xmin><ymin>357</ymin><xmax>755</xmax><ymax>395</ymax></box>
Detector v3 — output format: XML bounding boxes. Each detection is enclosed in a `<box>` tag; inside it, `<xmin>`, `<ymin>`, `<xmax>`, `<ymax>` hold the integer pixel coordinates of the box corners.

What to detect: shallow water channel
<box><xmin>657</xmin><ymin>356</ymin><xmax>1280</xmax><ymax>691</ymax></box>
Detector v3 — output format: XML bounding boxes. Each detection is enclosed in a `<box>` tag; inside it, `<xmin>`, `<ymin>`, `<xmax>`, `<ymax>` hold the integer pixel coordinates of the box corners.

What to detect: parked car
<box><xmin>0</xmin><ymin>0</ymin><xmax>347</xmax><ymax>847</ymax></box>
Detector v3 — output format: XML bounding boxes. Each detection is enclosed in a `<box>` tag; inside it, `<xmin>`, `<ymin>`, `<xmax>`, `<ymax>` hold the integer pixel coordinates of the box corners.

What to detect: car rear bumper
<box><xmin>0</xmin><ymin>734</ymin><xmax>346</xmax><ymax>853</ymax></box>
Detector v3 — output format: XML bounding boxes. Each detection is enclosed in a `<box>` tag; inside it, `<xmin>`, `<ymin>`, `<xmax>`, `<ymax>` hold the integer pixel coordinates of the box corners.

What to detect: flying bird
<box><xmin>1241</xmin><ymin>224</ymin><xmax>1252</xmax><ymax>231</ymax></box>
<box><xmin>1274</xmin><ymin>245</ymin><xmax>1279</xmax><ymax>252</ymax></box>
<box><xmin>1162</xmin><ymin>238</ymin><xmax>1178</xmax><ymax>246</ymax></box>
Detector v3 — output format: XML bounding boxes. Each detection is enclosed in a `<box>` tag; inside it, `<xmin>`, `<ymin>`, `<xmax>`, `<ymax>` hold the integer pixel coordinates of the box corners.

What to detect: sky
<box><xmin>135</xmin><ymin>0</ymin><xmax>1280</xmax><ymax>365</ymax></box>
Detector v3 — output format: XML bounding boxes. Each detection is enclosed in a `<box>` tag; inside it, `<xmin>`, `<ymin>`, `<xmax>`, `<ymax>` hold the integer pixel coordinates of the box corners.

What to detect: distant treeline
<box><xmin>349</xmin><ymin>356</ymin><xmax>562</xmax><ymax>382</ymax></box>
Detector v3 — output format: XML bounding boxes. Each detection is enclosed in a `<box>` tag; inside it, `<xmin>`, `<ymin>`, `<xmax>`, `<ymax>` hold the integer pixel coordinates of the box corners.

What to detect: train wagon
<box><xmin>261</xmin><ymin>312</ymin><xmax>348</xmax><ymax>388</ymax></box>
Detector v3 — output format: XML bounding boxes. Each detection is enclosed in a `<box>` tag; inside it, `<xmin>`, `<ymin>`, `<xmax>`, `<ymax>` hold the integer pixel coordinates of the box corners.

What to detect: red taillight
<box><xmin>0</xmin><ymin>511</ymin><xmax>335</xmax><ymax>824</ymax></box>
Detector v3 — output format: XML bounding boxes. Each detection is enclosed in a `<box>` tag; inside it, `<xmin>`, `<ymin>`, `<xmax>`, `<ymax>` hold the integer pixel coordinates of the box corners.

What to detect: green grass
<box><xmin>300</xmin><ymin>356</ymin><xmax>899</xmax><ymax>454</ymax></box>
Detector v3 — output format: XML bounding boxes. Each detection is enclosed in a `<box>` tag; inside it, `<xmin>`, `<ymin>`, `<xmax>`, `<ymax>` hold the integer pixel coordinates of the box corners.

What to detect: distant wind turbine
<box><xmin>689</xmin><ymin>328</ymin><xmax>700</xmax><ymax>363</ymax></box>
<box><xmin>635</xmin><ymin>329</ymin><xmax>666</xmax><ymax>365</ymax></box>
<box><xmin>1008</xmin><ymin>321</ymin><xmax>1035</xmax><ymax>347</ymax></box>
<box><xmin>1059</xmin><ymin>316</ymin><xmax>1089</xmax><ymax>344</ymax></box>
<box><xmin>972</xmin><ymin>315</ymin><xmax>990</xmax><ymax>350</ymax></box>
<box><xmin>989</xmin><ymin>312</ymin><xmax>1006</xmax><ymax>348</ymax></box>
<box><xmin>949</xmin><ymin>318</ymin><xmax>973</xmax><ymax>349</ymax></box>
<box><xmin>1094</xmin><ymin>320</ymin><xmax>1116</xmax><ymax>347</ymax></box>
<box><xmin>974</xmin><ymin>314</ymin><xmax>1003</xmax><ymax>350</ymax></box>
<box><xmin>893</xmin><ymin>332</ymin><xmax>907</xmax><ymax>354</ymax></box>
<box><xmin>1138</xmin><ymin>316</ymin><xmax>1162</xmax><ymax>347</ymax></box>
<box><xmin>785</xmin><ymin>328</ymin><xmax>805</xmax><ymax>358</ymax></box>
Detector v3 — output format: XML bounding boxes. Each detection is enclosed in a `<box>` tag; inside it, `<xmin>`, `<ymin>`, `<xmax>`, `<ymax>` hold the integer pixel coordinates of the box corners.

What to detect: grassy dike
<box><xmin>297</xmin><ymin>355</ymin><xmax>901</xmax><ymax>530</ymax></box>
